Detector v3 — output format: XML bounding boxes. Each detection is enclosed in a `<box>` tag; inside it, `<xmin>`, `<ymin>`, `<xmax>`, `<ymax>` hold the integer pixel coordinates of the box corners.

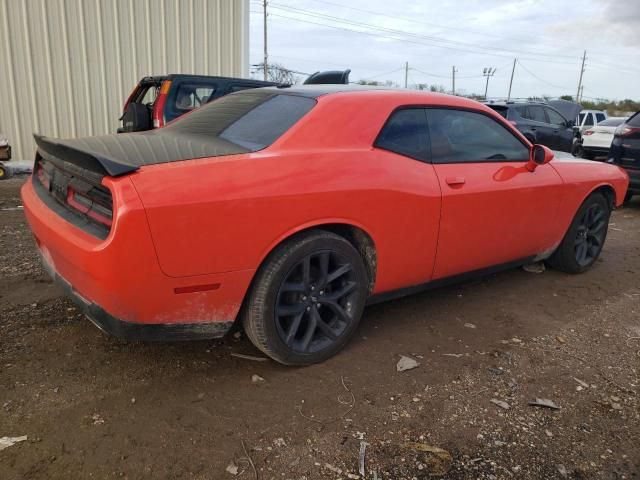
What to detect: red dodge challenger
<box><xmin>22</xmin><ymin>86</ymin><xmax>629</xmax><ymax>365</ymax></box>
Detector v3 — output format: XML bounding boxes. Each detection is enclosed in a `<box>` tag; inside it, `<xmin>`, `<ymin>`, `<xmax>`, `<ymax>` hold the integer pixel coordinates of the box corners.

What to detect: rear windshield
<box><xmin>598</xmin><ymin>118</ymin><xmax>626</xmax><ymax>127</ymax></box>
<box><xmin>164</xmin><ymin>90</ymin><xmax>316</xmax><ymax>150</ymax></box>
<box><xmin>627</xmin><ymin>112</ymin><xmax>640</xmax><ymax>127</ymax></box>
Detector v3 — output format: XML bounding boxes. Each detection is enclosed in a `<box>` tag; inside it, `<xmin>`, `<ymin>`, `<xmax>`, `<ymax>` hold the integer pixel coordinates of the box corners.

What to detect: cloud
<box><xmin>548</xmin><ymin>0</ymin><xmax>640</xmax><ymax>46</ymax></box>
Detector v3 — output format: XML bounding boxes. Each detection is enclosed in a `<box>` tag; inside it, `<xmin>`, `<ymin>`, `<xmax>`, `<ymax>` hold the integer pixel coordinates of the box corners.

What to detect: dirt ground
<box><xmin>1</xmin><ymin>176</ymin><xmax>639</xmax><ymax>480</ymax></box>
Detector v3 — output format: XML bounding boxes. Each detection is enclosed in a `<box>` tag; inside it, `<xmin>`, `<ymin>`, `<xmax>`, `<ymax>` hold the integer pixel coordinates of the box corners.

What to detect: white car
<box><xmin>579</xmin><ymin>117</ymin><xmax>628</xmax><ymax>159</ymax></box>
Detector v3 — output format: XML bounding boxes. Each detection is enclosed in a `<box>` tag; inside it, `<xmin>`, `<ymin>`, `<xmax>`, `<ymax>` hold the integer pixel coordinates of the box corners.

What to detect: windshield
<box><xmin>164</xmin><ymin>90</ymin><xmax>316</xmax><ymax>151</ymax></box>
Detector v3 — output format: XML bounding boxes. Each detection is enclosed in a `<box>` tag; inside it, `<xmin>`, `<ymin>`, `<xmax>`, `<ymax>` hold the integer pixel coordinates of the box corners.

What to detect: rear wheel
<box><xmin>547</xmin><ymin>193</ymin><xmax>610</xmax><ymax>273</ymax></box>
<box><xmin>242</xmin><ymin>231</ymin><xmax>369</xmax><ymax>365</ymax></box>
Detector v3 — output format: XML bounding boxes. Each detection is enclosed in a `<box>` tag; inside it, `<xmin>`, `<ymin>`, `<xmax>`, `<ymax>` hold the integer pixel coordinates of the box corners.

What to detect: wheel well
<box><xmin>592</xmin><ymin>185</ymin><xmax>616</xmax><ymax>210</ymax></box>
<box><xmin>314</xmin><ymin>224</ymin><xmax>377</xmax><ymax>292</ymax></box>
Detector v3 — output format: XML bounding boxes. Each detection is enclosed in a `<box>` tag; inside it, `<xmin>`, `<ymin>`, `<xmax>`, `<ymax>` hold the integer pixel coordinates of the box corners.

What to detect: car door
<box><xmin>545</xmin><ymin>106</ymin><xmax>574</xmax><ymax>152</ymax></box>
<box><xmin>526</xmin><ymin>105</ymin><xmax>557</xmax><ymax>149</ymax></box>
<box><xmin>165</xmin><ymin>78</ymin><xmax>219</xmax><ymax>123</ymax></box>
<box><xmin>427</xmin><ymin>108</ymin><xmax>564</xmax><ymax>279</ymax></box>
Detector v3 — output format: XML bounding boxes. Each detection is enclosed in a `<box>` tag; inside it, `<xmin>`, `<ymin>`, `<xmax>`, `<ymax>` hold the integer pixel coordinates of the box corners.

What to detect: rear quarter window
<box><xmin>374</xmin><ymin>108</ymin><xmax>430</xmax><ymax>162</ymax></box>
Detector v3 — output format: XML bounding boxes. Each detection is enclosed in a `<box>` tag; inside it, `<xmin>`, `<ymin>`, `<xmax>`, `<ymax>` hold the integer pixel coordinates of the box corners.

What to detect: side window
<box><xmin>595</xmin><ymin>113</ymin><xmax>606</xmax><ymax>124</ymax></box>
<box><xmin>546</xmin><ymin>108</ymin><xmax>566</xmax><ymax>126</ymax></box>
<box><xmin>578</xmin><ymin>113</ymin><xmax>586</xmax><ymax>126</ymax></box>
<box><xmin>426</xmin><ymin>109</ymin><xmax>530</xmax><ymax>163</ymax></box>
<box><xmin>139</xmin><ymin>86</ymin><xmax>158</xmax><ymax>105</ymax></box>
<box><xmin>374</xmin><ymin>108</ymin><xmax>430</xmax><ymax>161</ymax></box>
<box><xmin>515</xmin><ymin>106</ymin><xmax>527</xmax><ymax>119</ymax></box>
<box><xmin>174</xmin><ymin>83</ymin><xmax>216</xmax><ymax>111</ymax></box>
<box><xmin>527</xmin><ymin>106</ymin><xmax>547</xmax><ymax>123</ymax></box>
<box><xmin>584</xmin><ymin>113</ymin><xmax>594</xmax><ymax>126</ymax></box>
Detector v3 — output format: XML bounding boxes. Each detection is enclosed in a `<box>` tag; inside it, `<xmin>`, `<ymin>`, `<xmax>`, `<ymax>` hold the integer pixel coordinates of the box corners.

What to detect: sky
<box><xmin>248</xmin><ymin>0</ymin><xmax>640</xmax><ymax>101</ymax></box>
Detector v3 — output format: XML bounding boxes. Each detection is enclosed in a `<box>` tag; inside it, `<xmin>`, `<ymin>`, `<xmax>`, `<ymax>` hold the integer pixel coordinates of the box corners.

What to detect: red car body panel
<box><xmin>21</xmin><ymin>90</ymin><xmax>630</xmax><ymax>334</ymax></box>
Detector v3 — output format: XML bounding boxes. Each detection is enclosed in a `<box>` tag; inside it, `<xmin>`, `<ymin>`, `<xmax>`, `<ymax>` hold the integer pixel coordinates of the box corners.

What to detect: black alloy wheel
<box><xmin>242</xmin><ymin>231</ymin><xmax>369</xmax><ymax>365</ymax></box>
<box><xmin>275</xmin><ymin>251</ymin><xmax>358</xmax><ymax>354</ymax></box>
<box><xmin>574</xmin><ymin>202</ymin><xmax>607</xmax><ymax>267</ymax></box>
<box><xmin>547</xmin><ymin>192</ymin><xmax>611</xmax><ymax>273</ymax></box>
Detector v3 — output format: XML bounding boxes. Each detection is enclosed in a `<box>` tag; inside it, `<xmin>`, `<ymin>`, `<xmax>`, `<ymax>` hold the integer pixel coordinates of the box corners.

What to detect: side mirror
<box><xmin>527</xmin><ymin>144</ymin><xmax>554</xmax><ymax>172</ymax></box>
<box><xmin>566</xmin><ymin>119</ymin><xmax>575</xmax><ymax>128</ymax></box>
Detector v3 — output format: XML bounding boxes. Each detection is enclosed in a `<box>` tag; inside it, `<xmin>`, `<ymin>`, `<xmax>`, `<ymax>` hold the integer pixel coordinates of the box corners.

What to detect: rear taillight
<box><xmin>152</xmin><ymin>80</ymin><xmax>172</xmax><ymax>128</ymax></box>
<box><xmin>36</xmin><ymin>164</ymin><xmax>51</xmax><ymax>190</ymax></box>
<box><xmin>583</xmin><ymin>130</ymin><xmax>594</xmax><ymax>136</ymax></box>
<box><xmin>66</xmin><ymin>187</ymin><xmax>113</xmax><ymax>227</ymax></box>
<box><xmin>615</xmin><ymin>125</ymin><xmax>640</xmax><ymax>137</ymax></box>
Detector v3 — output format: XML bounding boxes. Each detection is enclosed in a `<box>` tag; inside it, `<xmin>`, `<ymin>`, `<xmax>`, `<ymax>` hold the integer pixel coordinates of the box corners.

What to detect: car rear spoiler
<box><xmin>34</xmin><ymin>134</ymin><xmax>139</xmax><ymax>177</ymax></box>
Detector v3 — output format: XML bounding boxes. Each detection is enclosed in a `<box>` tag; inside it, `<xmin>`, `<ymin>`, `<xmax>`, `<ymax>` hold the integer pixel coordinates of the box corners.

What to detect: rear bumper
<box><xmin>21</xmin><ymin>176</ymin><xmax>253</xmax><ymax>339</ymax></box>
<box><xmin>42</xmin><ymin>251</ymin><xmax>233</xmax><ymax>341</ymax></box>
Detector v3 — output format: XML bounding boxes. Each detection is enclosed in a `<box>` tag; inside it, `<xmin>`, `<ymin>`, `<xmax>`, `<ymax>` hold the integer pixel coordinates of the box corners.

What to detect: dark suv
<box><xmin>609</xmin><ymin>111</ymin><xmax>640</xmax><ymax>201</ymax></box>
<box><xmin>486</xmin><ymin>101</ymin><xmax>574</xmax><ymax>152</ymax></box>
<box><xmin>119</xmin><ymin>70</ymin><xmax>352</xmax><ymax>133</ymax></box>
<box><xmin>118</xmin><ymin>74</ymin><xmax>278</xmax><ymax>133</ymax></box>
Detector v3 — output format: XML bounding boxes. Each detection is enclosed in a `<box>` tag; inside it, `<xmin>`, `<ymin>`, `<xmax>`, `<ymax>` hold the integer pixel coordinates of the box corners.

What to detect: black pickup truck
<box><xmin>118</xmin><ymin>70</ymin><xmax>351</xmax><ymax>133</ymax></box>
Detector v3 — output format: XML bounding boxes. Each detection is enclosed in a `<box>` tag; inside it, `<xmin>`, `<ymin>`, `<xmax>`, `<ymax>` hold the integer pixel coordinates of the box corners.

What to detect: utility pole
<box><xmin>404</xmin><ymin>61</ymin><xmax>409</xmax><ymax>88</ymax></box>
<box><xmin>263</xmin><ymin>0</ymin><xmax>268</xmax><ymax>81</ymax></box>
<box><xmin>576</xmin><ymin>50</ymin><xmax>586</xmax><ymax>102</ymax></box>
<box><xmin>482</xmin><ymin>67</ymin><xmax>496</xmax><ymax>100</ymax></box>
<box><xmin>507</xmin><ymin>59</ymin><xmax>516</xmax><ymax>101</ymax></box>
<box><xmin>452</xmin><ymin>66</ymin><xmax>457</xmax><ymax>95</ymax></box>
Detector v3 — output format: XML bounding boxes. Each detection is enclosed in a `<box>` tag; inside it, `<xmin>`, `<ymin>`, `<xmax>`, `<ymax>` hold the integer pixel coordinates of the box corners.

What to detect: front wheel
<box><xmin>242</xmin><ymin>231</ymin><xmax>369</xmax><ymax>365</ymax></box>
<box><xmin>547</xmin><ymin>193</ymin><xmax>610</xmax><ymax>273</ymax></box>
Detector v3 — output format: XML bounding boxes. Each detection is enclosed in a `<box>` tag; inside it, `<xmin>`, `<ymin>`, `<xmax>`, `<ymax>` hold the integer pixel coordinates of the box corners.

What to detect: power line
<box><xmin>303</xmin><ymin>0</ymin><xmax>593</xmax><ymax>59</ymax></box>
<box><xmin>257</xmin><ymin>2</ymin><xmax>584</xmax><ymax>65</ymax></box>
<box><xmin>516</xmin><ymin>60</ymin><xmax>571</xmax><ymax>91</ymax></box>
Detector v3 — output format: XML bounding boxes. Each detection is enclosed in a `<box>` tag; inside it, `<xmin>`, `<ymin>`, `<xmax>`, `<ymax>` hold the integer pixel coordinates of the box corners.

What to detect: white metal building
<box><xmin>0</xmin><ymin>0</ymin><xmax>249</xmax><ymax>160</ymax></box>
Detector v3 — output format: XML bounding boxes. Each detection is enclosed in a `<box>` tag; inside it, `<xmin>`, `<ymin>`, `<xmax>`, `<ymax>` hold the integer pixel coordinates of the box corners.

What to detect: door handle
<box><xmin>531</xmin><ymin>127</ymin><xmax>537</xmax><ymax>131</ymax></box>
<box><xmin>445</xmin><ymin>176</ymin><xmax>466</xmax><ymax>186</ymax></box>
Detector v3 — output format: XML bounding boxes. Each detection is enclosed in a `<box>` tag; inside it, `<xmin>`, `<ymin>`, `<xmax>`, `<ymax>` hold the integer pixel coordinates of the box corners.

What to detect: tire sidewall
<box><xmin>250</xmin><ymin>233</ymin><xmax>368</xmax><ymax>365</ymax></box>
<box><xmin>561</xmin><ymin>193</ymin><xmax>610</xmax><ymax>273</ymax></box>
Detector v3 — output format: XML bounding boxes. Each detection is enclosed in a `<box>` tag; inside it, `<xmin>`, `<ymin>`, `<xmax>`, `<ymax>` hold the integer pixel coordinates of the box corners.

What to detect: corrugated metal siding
<box><xmin>0</xmin><ymin>0</ymin><xmax>249</xmax><ymax>160</ymax></box>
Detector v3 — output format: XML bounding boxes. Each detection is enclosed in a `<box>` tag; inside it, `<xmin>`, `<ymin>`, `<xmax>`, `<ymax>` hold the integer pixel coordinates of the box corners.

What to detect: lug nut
<box><xmin>302</xmin><ymin>296</ymin><xmax>307</xmax><ymax>301</ymax></box>
<box><xmin>317</xmin><ymin>303</ymin><xmax>321</xmax><ymax>308</ymax></box>
<box><xmin>306</xmin><ymin>306</ymin><xmax>311</xmax><ymax>311</ymax></box>
<box><xmin>319</xmin><ymin>291</ymin><xmax>324</xmax><ymax>295</ymax></box>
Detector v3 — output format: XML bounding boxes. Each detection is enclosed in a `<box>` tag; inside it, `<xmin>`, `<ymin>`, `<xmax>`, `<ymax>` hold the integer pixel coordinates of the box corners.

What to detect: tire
<box><xmin>0</xmin><ymin>165</ymin><xmax>11</xmax><ymax>180</ymax></box>
<box><xmin>624</xmin><ymin>192</ymin><xmax>634</xmax><ymax>205</ymax></box>
<box><xmin>242</xmin><ymin>230</ymin><xmax>369</xmax><ymax>365</ymax></box>
<box><xmin>547</xmin><ymin>193</ymin><xmax>611</xmax><ymax>274</ymax></box>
